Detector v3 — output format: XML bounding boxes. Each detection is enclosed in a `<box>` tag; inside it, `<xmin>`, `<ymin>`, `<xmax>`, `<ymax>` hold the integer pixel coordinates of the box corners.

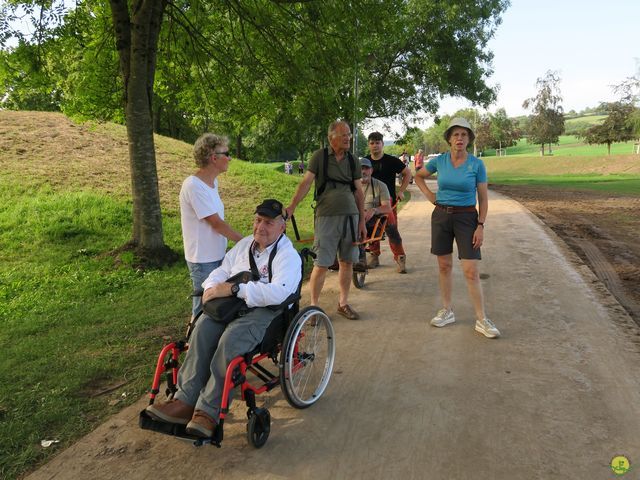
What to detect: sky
<box><xmin>369</xmin><ymin>0</ymin><xmax>640</xmax><ymax>136</ymax></box>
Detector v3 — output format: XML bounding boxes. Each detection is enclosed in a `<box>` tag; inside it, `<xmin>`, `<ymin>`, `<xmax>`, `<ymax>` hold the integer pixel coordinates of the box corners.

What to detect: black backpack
<box><xmin>314</xmin><ymin>147</ymin><xmax>357</xmax><ymax>200</ymax></box>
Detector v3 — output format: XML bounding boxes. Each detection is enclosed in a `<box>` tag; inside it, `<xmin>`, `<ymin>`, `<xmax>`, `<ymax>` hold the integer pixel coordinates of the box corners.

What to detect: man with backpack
<box><xmin>286</xmin><ymin>120</ymin><xmax>366</xmax><ymax>320</ymax></box>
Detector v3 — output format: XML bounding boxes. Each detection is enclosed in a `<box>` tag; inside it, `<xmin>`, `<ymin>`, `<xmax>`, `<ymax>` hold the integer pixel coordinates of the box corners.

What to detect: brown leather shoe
<box><xmin>367</xmin><ymin>253</ymin><xmax>379</xmax><ymax>268</ymax></box>
<box><xmin>337</xmin><ymin>303</ymin><xmax>359</xmax><ymax>320</ymax></box>
<box><xmin>186</xmin><ymin>410</ymin><xmax>217</xmax><ymax>438</ymax></box>
<box><xmin>145</xmin><ymin>399</ymin><xmax>194</xmax><ymax>425</ymax></box>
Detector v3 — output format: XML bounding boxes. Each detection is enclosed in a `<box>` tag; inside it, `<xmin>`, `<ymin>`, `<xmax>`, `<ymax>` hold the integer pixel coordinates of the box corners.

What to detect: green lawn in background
<box><xmin>482</xmin><ymin>135</ymin><xmax>637</xmax><ymax>157</ymax></box>
<box><xmin>489</xmin><ymin>173</ymin><xmax>640</xmax><ymax>195</ymax></box>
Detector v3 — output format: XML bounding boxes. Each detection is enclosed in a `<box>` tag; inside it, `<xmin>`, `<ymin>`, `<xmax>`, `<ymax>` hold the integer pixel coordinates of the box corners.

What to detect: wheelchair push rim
<box><xmin>279</xmin><ymin>306</ymin><xmax>335</xmax><ymax>408</ymax></box>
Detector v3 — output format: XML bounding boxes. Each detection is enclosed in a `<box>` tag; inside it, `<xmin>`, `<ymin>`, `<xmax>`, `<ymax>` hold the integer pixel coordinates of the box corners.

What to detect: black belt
<box><xmin>435</xmin><ymin>204</ymin><xmax>477</xmax><ymax>213</ymax></box>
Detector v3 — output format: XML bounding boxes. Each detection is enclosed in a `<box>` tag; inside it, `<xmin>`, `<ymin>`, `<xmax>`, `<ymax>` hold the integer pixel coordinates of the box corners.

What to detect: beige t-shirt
<box><xmin>363</xmin><ymin>177</ymin><xmax>390</xmax><ymax>210</ymax></box>
<box><xmin>308</xmin><ymin>147</ymin><xmax>361</xmax><ymax>216</ymax></box>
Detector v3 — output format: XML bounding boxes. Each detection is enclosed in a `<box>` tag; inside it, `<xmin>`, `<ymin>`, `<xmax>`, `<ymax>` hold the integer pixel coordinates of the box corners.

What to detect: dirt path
<box><xmin>490</xmin><ymin>184</ymin><xmax>640</xmax><ymax>328</ymax></box>
<box><xmin>26</xmin><ymin>186</ymin><xmax>640</xmax><ymax>480</ymax></box>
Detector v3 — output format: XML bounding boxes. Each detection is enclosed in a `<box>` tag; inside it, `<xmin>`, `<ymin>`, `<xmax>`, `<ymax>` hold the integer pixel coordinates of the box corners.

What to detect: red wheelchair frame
<box><xmin>139</xmin><ymin>249</ymin><xmax>336</xmax><ymax>448</ymax></box>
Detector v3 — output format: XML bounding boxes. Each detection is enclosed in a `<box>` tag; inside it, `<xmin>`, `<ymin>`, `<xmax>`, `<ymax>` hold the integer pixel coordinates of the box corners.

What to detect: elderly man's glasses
<box><xmin>214</xmin><ymin>150</ymin><xmax>230</xmax><ymax>157</ymax></box>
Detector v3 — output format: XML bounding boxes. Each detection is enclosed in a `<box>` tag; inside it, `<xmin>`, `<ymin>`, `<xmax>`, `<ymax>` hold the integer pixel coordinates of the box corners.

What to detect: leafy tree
<box><xmin>612</xmin><ymin>73</ymin><xmax>640</xmax><ymax>139</ymax></box>
<box><xmin>522</xmin><ymin>70</ymin><xmax>565</xmax><ymax>155</ymax></box>
<box><xmin>582</xmin><ymin>102</ymin><xmax>636</xmax><ymax>154</ymax></box>
<box><xmin>1</xmin><ymin>0</ymin><xmax>510</xmax><ymax>263</ymax></box>
<box><xmin>489</xmin><ymin>108</ymin><xmax>520</xmax><ymax>151</ymax></box>
<box><xmin>474</xmin><ymin>115</ymin><xmax>493</xmax><ymax>154</ymax></box>
<box><xmin>422</xmin><ymin>116</ymin><xmax>450</xmax><ymax>154</ymax></box>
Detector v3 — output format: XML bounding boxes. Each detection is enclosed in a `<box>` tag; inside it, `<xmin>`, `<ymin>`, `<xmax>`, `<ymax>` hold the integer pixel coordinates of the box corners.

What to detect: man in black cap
<box><xmin>145</xmin><ymin>199</ymin><xmax>301</xmax><ymax>438</ymax></box>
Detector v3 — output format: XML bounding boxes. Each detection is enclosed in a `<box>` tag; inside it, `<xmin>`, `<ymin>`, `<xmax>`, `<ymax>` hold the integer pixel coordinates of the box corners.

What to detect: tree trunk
<box><xmin>540</xmin><ymin>143</ymin><xmax>544</xmax><ymax>156</ymax></box>
<box><xmin>110</xmin><ymin>0</ymin><xmax>168</xmax><ymax>252</ymax></box>
<box><xmin>607</xmin><ymin>142</ymin><xmax>611</xmax><ymax>155</ymax></box>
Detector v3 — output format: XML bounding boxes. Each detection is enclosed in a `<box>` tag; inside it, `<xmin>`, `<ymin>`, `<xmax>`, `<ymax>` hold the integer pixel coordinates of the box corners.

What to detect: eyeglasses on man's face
<box><xmin>214</xmin><ymin>150</ymin><xmax>230</xmax><ymax>158</ymax></box>
<box><xmin>332</xmin><ymin>131</ymin><xmax>352</xmax><ymax>139</ymax></box>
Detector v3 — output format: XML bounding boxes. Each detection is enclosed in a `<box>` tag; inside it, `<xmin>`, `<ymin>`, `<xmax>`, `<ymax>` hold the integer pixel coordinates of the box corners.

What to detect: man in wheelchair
<box><xmin>145</xmin><ymin>199</ymin><xmax>301</xmax><ymax>438</ymax></box>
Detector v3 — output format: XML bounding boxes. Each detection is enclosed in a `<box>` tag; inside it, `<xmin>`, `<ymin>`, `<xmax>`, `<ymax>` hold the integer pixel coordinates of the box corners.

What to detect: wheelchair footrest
<box><xmin>138</xmin><ymin>410</ymin><xmax>222</xmax><ymax>447</ymax></box>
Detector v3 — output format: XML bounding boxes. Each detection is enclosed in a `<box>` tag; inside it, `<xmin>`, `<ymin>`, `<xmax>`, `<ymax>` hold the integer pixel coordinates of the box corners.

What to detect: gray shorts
<box><xmin>313</xmin><ymin>215</ymin><xmax>359</xmax><ymax>267</ymax></box>
<box><xmin>431</xmin><ymin>208</ymin><xmax>481</xmax><ymax>260</ymax></box>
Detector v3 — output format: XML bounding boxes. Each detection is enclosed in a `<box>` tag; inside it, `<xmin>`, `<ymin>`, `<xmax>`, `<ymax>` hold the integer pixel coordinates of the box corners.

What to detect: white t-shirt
<box><xmin>180</xmin><ymin>175</ymin><xmax>227</xmax><ymax>263</ymax></box>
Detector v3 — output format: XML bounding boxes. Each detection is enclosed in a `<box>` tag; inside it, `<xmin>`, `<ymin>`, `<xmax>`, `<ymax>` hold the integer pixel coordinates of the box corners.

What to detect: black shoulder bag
<box><xmin>203</xmin><ymin>238</ymin><xmax>280</xmax><ymax>324</ymax></box>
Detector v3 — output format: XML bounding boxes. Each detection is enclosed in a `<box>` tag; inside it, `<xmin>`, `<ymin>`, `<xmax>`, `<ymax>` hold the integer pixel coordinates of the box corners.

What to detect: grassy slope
<box><xmin>0</xmin><ymin>111</ymin><xmax>317</xmax><ymax>479</ymax></box>
<box><xmin>485</xmin><ymin>154</ymin><xmax>640</xmax><ymax>195</ymax></box>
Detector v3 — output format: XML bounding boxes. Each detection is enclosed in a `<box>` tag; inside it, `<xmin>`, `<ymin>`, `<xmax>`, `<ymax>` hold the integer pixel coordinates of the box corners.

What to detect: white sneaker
<box><xmin>430</xmin><ymin>308</ymin><xmax>455</xmax><ymax>327</ymax></box>
<box><xmin>475</xmin><ymin>317</ymin><xmax>500</xmax><ymax>338</ymax></box>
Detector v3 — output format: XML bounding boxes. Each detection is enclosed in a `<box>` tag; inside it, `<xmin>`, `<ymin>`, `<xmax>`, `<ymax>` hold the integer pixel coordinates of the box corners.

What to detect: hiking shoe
<box><xmin>430</xmin><ymin>308</ymin><xmax>455</xmax><ymax>327</ymax></box>
<box><xmin>396</xmin><ymin>255</ymin><xmax>407</xmax><ymax>274</ymax></box>
<box><xmin>337</xmin><ymin>303</ymin><xmax>360</xmax><ymax>320</ymax></box>
<box><xmin>367</xmin><ymin>254</ymin><xmax>379</xmax><ymax>268</ymax></box>
<box><xmin>475</xmin><ymin>317</ymin><xmax>500</xmax><ymax>338</ymax></box>
<box><xmin>145</xmin><ymin>399</ymin><xmax>194</xmax><ymax>425</ymax></box>
<box><xmin>186</xmin><ymin>410</ymin><xmax>217</xmax><ymax>438</ymax></box>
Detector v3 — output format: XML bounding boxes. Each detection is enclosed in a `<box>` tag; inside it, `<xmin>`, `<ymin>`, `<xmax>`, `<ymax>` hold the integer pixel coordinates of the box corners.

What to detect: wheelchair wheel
<box><xmin>247</xmin><ymin>408</ymin><xmax>270</xmax><ymax>448</ymax></box>
<box><xmin>352</xmin><ymin>270</ymin><xmax>366</xmax><ymax>289</ymax></box>
<box><xmin>279</xmin><ymin>306</ymin><xmax>335</xmax><ymax>409</ymax></box>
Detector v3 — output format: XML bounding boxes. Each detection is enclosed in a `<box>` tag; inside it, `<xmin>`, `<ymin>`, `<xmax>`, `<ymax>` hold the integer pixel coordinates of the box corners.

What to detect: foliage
<box><xmin>474</xmin><ymin>108</ymin><xmax>520</xmax><ymax>153</ymax></box>
<box><xmin>421</xmin><ymin>116</ymin><xmax>450</xmax><ymax>154</ymax></box>
<box><xmin>582</xmin><ymin>102</ymin><xmax>637</xmax><ymax>154</ymax></box>
<box><xmin>0</xmin><ymin>0</ymin><xmax>510</xmax><ymax>261</ymax></box>
<box><xmin>522</xmin><ymin>70</ymin><xmax>565</xmax><ymax>155</ymax></box>
<box><xmin>563</xmin><ymin>115</ymin><xmax>606</xmax><ymax>136</ymax></box>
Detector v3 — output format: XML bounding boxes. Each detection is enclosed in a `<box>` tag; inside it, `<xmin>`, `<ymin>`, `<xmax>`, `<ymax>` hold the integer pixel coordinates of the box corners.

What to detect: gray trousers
<box><xmin>175</xmin><ymin>307</ymin><xmax>280</xmax><ymax>420</ymax></box>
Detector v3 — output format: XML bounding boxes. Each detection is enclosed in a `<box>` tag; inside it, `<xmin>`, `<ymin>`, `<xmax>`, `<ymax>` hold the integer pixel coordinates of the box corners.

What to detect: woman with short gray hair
<box><xmin>180</xmin><ymin>133</ymin><xmax>243</xmax><ymax>317</ymax></box>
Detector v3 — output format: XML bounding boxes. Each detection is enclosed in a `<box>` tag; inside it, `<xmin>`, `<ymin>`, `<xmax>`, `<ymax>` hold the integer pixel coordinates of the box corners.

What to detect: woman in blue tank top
<box><xmin>414</xmin><ymin>117</ymin><xmax>500</xmax><ymax>339</ymax></box>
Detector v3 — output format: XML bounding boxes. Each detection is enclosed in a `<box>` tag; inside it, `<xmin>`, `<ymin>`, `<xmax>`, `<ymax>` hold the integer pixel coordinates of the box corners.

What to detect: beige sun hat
<box><xmin>443</xmin><ymin>117</ymin><xmax>475</xmax><ymax>143</ymax></box>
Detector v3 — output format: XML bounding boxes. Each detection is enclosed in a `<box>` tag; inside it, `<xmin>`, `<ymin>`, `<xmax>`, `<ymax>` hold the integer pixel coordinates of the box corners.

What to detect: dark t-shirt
<box><xmin>365</xmin><ymin>153</ymin><xmax>406</xmax><ymax>199</ymax></box>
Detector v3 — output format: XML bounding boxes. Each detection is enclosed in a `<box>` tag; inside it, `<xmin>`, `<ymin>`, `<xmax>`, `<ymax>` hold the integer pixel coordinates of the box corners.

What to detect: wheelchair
<box><xmin>139</xmin><ymin>248</ymin><xmax>336</xmax><ymax>448</ymax></box>
<box><xmin>352</xmin><ymin>213</ymin><xmax>389</xmax><ymax>289</ymax></box>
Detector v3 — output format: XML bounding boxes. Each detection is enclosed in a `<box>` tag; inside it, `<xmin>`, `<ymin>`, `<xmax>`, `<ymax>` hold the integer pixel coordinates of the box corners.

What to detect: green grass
<box><xmin>482</xmin><ymin>135</ymin><xmax>637</xmax><ymax>157</ymax></box>
<box><xmin>489</xmin><ymin>173</ymin><xmax>640</xmax><ymax>195</ymax></box>
<box><xmin>485</xmin><ymin>151</ymin><xmax>640</xmax><ymax>196</ymax></box>
<box><xmin>0</xmin><ymin>139</ymin><xmax>317</xmax><ymax>478</ymax></box>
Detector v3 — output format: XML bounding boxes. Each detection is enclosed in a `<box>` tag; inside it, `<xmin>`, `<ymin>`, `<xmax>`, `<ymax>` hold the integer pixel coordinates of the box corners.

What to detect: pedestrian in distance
<box><xmin>365</xmin><ymin>131</ymin><xmax>410</xmax><ymax>273</ymax></box>
<box><xmin>414</xmin><ymin>117</ymin><xmax>500</xmax><ymax>338</ymax></box>
<box><xmin>286</xmin><ymin>120</ymin><xmax>366</xmax><ymax>320</ymax></box>
<box><xmin>180</xmin><ymin>133</ymin><xmax>243</xmax><ymax>318</ymax></box>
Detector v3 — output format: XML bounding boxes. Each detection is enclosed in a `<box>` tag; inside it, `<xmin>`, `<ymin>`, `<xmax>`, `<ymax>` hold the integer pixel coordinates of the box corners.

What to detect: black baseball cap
<box><xmin>255</xmin><ymin>199</ymin><xmax>285</xmax><ymax>218</ymax></box>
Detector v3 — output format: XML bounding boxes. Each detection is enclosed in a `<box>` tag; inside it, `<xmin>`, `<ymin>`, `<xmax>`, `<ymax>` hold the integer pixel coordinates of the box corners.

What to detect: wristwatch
<box><xmin>477</xmin><ymin>222</ymin><xmax>485</xmax><ymax>227</ymax></box>
<box><xmin>230</xmin><ymin>283</ymin><xmax>240</xmax><ymax>296</ymax></box>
